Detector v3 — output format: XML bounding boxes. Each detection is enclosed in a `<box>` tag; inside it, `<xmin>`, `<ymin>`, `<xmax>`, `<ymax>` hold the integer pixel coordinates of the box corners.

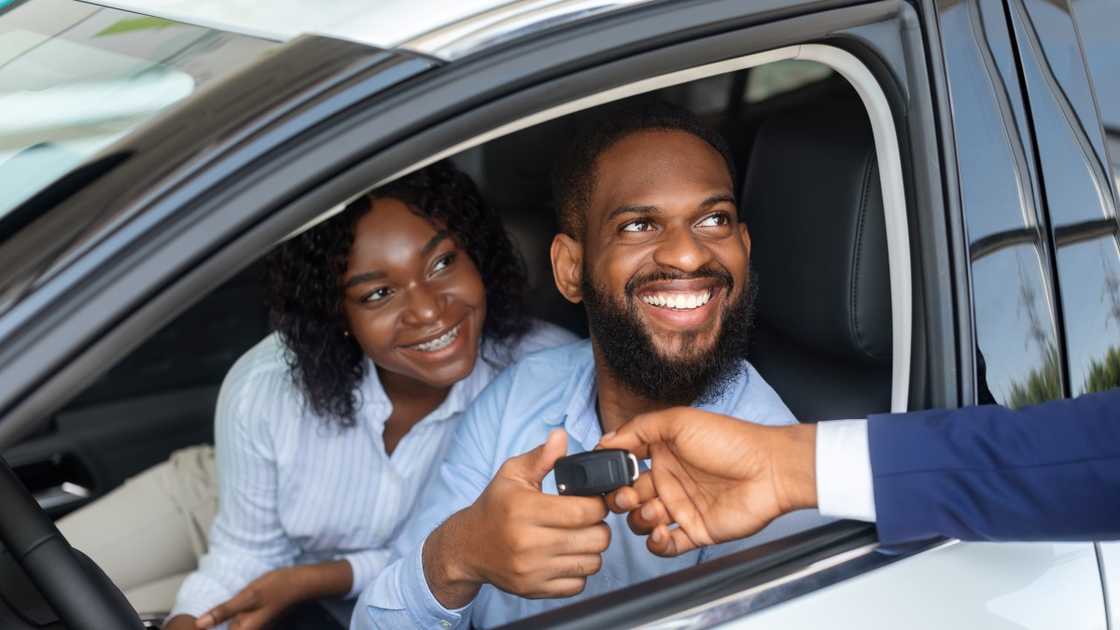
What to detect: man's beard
<box><xmin>581</xmin><ymin>264</ymin><xmax>757</xmax><ymax>406</ymax></box>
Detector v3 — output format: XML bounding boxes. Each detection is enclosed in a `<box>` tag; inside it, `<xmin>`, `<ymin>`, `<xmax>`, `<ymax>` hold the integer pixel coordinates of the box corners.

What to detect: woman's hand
<box><xmin>161</xmin><ymin>614</ymin><xmax>197</xmax><ymax>630</ymax></box>
<box><xmin>195</xmin><ymin>560</ymin><xmax>352</xmax><ymax>630</ymax></box>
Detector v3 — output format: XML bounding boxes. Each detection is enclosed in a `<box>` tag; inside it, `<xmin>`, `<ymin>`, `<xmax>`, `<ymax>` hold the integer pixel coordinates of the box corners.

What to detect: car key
<box><xmin>554</xmin><ymin>449</ymin><xmax>640</xmax><ymax>496</ymax></box>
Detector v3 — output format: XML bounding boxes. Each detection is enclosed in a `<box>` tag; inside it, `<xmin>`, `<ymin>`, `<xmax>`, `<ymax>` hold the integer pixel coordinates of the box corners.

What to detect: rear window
<box><xmin>0</xmin><ymin>0</ymin><xmax>277</xmax><ymax>222</ymax></box>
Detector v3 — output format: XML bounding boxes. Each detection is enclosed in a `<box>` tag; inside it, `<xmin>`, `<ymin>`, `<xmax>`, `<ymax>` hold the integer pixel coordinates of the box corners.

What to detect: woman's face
<box><xmin>341</xmin><ymin>197</ymin><xmax>487</xmax><ymax>390</ymax></box>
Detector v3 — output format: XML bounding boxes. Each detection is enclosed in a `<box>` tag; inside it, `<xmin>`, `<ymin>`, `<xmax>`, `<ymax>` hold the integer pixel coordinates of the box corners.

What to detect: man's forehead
<box><xmin>590</xmin><ymin>129</ymin><xmax>734</xmax><ymax>216</ymax></box>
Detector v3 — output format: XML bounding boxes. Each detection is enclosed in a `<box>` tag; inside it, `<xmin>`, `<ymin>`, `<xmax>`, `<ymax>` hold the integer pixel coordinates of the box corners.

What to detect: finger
<box><xmin>606</xmin><ymin>473</ymin><xmax>656</xmax><ymax>513</ymax></box>
<box><xmin>538</xmin><ymin>578</ymin><xmax>588</xmax><ymax>599</ymax></box>
<box><xmin>648</xmin><ymin>524</ymin><xmax>699</xmax><ymax>557</ymax></box>
<box><xmin>598</xmin><ymin>409</ymin><xmax>684</xmax><ymax>458</ymax></box>
<box><xmin>532</xmin><ymin>494</ymin><xmax>608</xmax><ymax>528</ymax></box>
<box><xmin>546</xmin><ymin>523</ymin><xmax>611</xmax><ymax>555</ymax></box>
<box><xmin>504</xmin><ymin>429</ymin><xmax>568</xmax><ymax>486</ymax></box>
<box><xmin>627</xmin><ymin>497</ymin><xmax>671</xmax><ymax>535</ymax></box>
<box><xmin>548</xmin><ymin>553</ymin><xmax>604</xmax><ymax>578</ymax></box>
<box><xmin>646</xmin><ymin>450</ymin><xmax>716</xmax><ymax>548</ymax></box>
<box><xmin>229</xmin><ymin>613</ymin><xmax>260</xmax><ymax>630</ymax></box>
<box><xmin>198</xmin><ymin>590</ymin><xmax>258</xmax><ymax>628</ymax></box>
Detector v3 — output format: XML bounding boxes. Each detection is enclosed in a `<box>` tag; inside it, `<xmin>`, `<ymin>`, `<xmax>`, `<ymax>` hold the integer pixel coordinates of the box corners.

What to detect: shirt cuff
<box><xmin>168</xmin><ymin>571</ymin><xmax>235</xmax><ymax>620</ymax></box>
<box><xmin>360</xmin><ymin>542</ymin><xmax>471</xmax><ymax>629</ymax></box>
<box><xmin>342</xmin><ymin>549</ymin><xmax>393</xmax><ymax>599</ymax></box>
<box><xmin>815</xmin><ymin>419</ymin><xmax>876</xmax><ymax>522</ymax></box>
<box><xmin>402</xmin><ymin>542</ymin><xmax>471</xmax><ymax>628</ymax></box>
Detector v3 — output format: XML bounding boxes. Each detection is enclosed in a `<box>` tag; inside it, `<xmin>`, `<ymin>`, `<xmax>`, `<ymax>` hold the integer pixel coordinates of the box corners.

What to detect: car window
<box><xmin>1072</xmin><ymin>0</ymin><xmax>1120</xmax><ymax>189</ymax></box>
<box><xmin>744</xmin><ymin>59</ymin><xmax>834</xmax><ymax>103</ymax></box>
<box><xmin>0</xmin><ymin>0</ymin><xmax>277</xmax><ymax>222</ymax></box>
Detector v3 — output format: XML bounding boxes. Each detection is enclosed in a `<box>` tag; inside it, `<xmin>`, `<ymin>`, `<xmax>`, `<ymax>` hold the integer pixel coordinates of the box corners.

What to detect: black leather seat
<box><xmin>741</xmin><ymin>99</ymin><xmax>893</xmax><ymax>422</ymax></box>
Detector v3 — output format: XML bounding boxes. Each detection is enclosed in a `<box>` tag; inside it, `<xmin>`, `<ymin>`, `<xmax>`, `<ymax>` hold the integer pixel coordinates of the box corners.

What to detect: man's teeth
<box><xmin>412</xmin><ymin>325</ymin><xmax>460</xmax><ymax>352</ymax></box>
<box><xmin>640</xmin><ymin>289</ymin><xmax>712</xmax><ymax>310</ymax></box>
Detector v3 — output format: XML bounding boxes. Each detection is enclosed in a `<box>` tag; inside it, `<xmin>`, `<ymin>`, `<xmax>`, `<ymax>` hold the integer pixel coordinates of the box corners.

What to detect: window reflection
<box><xmin>938</xmin><ymin>0</ymin><xmax>1064</xmax><ymax>406</ymax></box>
<box><xmin>0</xmin><ymin>0</ymin><xmax>275</xmax><ymax>221</ymax></box>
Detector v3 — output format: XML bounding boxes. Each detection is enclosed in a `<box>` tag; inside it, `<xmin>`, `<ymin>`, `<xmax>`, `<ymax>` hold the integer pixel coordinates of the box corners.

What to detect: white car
<box><xmin>0</xmin><ymin>0</ymin><xmax>1117</xmax><ymax>628</ymax></box>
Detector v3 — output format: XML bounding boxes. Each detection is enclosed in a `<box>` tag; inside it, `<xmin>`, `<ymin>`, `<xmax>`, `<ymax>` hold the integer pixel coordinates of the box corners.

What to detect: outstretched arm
<box><xmin>601</xmin><ymin>389</ymin><xmax>1120</xmax><ymax>553</ymax></box>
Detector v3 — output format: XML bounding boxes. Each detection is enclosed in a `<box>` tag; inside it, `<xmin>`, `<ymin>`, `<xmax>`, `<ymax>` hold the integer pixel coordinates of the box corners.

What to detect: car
<box><xmin>0</xmin><ymin>0</ymin><xmax>1117</xmax><ymax>628</ymax></box>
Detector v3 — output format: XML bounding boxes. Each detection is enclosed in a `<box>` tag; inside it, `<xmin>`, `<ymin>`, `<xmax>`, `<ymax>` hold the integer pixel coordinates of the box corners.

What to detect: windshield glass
<box><xmin>0</xmin><ymin>0</ymin><xmax>277</xmax><ymax>220</ymax></box>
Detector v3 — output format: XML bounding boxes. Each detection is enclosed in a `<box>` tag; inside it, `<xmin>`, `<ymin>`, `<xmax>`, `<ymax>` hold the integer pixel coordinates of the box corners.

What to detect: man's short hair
<box><xmin>551</xmin><ymin>100</ymin><xmax>737</xmax><ymax>238</ymax></box>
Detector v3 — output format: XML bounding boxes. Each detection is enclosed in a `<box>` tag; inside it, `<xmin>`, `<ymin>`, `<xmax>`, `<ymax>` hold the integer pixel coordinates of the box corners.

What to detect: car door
<box><xmin>507</xmin><ymin>0</ymin><xmax>1106</xmax><ymax>627</ymax></box>
<box><xmin>1023</xmin><ymin>0</ymin><xmax>1120</xmax><ymax>622</ymax></box>
<box><xmin>721</xmin><ymin>1</ymin><xmax>1110</xmax><ymax>628</ymax></box>
<box><xmin>718</xmin><ymin>1</ymin><xmax>1109</xmax><ymax>627</ymax></box>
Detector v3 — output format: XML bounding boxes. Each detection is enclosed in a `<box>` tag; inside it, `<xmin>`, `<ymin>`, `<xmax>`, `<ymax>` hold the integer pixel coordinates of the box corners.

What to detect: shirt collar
<box><xmin>359</xmin><ymin>349</ymin><xmax>502</xmax><ymax>430</ymax></box>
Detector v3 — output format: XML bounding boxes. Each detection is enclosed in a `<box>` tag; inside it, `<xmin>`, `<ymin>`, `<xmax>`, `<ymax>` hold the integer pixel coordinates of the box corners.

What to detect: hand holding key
<box><xmin>423</xmin><ymin>429</ymin><xmax>611</xmax><ymax>608</ymax></box>
<box><xmin>599</xmin><ymin>407</ymin><xmax>818</xmax><ymax>557</ymax></box>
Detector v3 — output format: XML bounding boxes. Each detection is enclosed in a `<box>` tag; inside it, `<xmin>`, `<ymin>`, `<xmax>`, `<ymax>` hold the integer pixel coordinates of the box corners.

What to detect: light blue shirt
<box><xmin>354</xmin><ymin>340</ymin><xmax>831</xmax><ymax>629</ymax></box>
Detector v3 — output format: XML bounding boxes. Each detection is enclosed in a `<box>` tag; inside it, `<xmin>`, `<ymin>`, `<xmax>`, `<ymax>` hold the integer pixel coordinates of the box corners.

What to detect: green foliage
<box><xmin>1007</xmin><ymin>344</ymin><xmax>1062</xmax><ymax>409</ymax></box>
<box><xmin>1005</xmin><ymin>344</ymin><xmax>1120</xmax><ymax>408</ymax></box>
<box><xmin>1084</xmin><ymin>345</ymin><xmax>1120</xmax><ymax>394</ymax></box>
<box><xmin>96</xmin><ymin>17</ymin><xmax>177</xmax><ymax>37</ymax></box>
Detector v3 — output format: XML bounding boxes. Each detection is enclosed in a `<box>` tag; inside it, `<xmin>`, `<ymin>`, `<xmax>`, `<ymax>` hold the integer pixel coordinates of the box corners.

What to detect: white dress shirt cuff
<box><xmin>815</xmin><ymin>419</ymin><xmax>876</xmax><ymax>522</ymax></box>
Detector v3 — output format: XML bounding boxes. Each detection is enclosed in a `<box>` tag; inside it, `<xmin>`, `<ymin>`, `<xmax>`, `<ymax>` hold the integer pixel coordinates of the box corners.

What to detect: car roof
<box><xmin>84</xmin><ymin>0</ymin><xmax>656</xmax><ymax>59</ymax></box>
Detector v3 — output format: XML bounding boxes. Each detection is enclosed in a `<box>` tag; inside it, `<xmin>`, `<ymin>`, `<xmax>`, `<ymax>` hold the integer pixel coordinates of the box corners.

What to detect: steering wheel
<box><xmin>0</xmin><ymin>456</ymin><xmax>144</xmax><ymax>629</ymax></box>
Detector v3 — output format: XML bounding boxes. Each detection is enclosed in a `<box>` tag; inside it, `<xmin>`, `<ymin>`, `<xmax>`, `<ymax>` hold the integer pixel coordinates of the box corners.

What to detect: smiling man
<box><xmin>354</xmin><ymin>103</ymin><xmax>826</xmax><ymax>629</ymax></box>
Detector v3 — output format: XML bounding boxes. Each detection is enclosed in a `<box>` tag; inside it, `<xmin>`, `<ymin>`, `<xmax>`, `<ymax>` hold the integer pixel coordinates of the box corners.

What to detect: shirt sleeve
<box><xmin>342</xmin><ymin>549</ymin><xmax>393</xmax><ymax>599</ymax></box>
<box><xmin>170</xmin><ymin>362</ymin><xmax>302</xmax><ymax>620</ymax></box>
<box><xmin>815</xmin><ymin>419</ymin><xmax>877</xmax><ymax>522</ymax></box>
<box><xmin>355</xmin><ymin>368</ymin><xmax>516</xmax><ymax>629</ymax></box>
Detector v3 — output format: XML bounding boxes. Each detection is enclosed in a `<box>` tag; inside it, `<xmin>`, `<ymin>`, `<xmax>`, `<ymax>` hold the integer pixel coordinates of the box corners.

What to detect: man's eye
<box><xmin>363</xmin><ymin>287</ymin><xmax>392</xmax><ymax>303</ymax></box>
<box><xmin>697</xmin><ymin>213</ymin><xmax>731</xmax><ymax>228</ymax></box>
<box><xmin>621</xmin><ymin>220</ymin><xmax>655</xmax><ymax>233</ymax></box>
<box><xmin>432</xmin><ymin>252</ymin><xmax>457</xmax><ymax>273</ymax></box>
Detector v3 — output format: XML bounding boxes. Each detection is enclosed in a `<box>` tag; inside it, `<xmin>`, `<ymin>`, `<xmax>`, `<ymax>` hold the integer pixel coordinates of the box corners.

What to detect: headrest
<box><xmin>741</xmin><ymin>100</ymin><xmax>891</xmax><ymax>365</ymax></box>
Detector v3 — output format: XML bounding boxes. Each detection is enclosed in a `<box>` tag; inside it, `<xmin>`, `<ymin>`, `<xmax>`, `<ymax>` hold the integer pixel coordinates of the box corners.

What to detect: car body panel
<box><xmin>720</xmin><ymin>542</ymin><xmax>1106</xmax><ymax>630</ymax></box>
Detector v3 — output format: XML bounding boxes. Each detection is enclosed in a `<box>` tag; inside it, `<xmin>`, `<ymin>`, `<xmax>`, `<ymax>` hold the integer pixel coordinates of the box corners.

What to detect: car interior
<box><xmin>0</xmin><ymin>58</ymin><xmax>892</xmax><ymax>626</ymax></box>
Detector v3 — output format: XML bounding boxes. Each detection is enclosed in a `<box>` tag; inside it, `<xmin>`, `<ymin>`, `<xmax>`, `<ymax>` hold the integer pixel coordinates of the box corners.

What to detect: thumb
<box><xmin>598</xmin><ymin>409</ymin><xmax>680</xmax><ymax>458</ymax></box>
<box><xmin>505</xmin><ymin>428</ymin><xmax>568</xmax><ymax>486</ymax></box>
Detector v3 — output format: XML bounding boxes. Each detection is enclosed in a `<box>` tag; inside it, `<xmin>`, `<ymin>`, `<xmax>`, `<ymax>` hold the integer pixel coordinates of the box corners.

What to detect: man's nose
<box><xmin>403</xmin><ymin>284</ymin><xmax>444</xmax><ymax>324</ymax></box>
<box><xmin>652</xmin><ymin>224</ymin><xmax>713</xmax><ymax>273</ymax></box>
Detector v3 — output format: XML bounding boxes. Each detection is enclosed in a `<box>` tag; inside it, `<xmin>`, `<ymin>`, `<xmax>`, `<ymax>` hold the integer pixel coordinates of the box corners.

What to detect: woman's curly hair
<box><xmin>265</xmin><ymin>161</ymin><xmax>529</xmax><ymax>427</ymax></box>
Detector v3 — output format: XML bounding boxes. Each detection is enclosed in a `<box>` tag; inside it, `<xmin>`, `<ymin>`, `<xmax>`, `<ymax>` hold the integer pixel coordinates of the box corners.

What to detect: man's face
<box><xmin>553</xmin><ymin>129</ymin><xmax>755</xmax><ymax>404</ymax></box>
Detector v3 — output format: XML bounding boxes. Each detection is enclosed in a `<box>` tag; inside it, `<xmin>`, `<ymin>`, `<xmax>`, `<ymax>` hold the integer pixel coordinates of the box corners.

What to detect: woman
<box><xmin>57</xmin><ymin>161</ymin><xmax>575</xmax><ymax>629</ymax></box>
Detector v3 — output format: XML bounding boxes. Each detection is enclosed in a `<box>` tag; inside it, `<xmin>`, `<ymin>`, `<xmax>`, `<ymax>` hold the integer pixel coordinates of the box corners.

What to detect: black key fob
<box><xmin>554</xmin><ymin>449</ymin><xmax>639</xmax><ymax>496</ymax></box>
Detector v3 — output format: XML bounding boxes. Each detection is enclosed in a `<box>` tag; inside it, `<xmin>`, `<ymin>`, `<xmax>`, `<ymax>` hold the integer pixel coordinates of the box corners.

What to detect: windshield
<box><xmin>0</xmin><ymin>0</ymin><xmax>277</xmax><ymax>221</ymax></box>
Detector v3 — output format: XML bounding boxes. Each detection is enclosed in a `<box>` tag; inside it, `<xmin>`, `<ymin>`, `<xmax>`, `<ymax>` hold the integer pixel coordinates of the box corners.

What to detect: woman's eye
<box><xmin>363</xmin><ymin>287</ymin><xmax>392</xmax><ymax>303</ymax></box>
<box><xmin>697</xmin><ymin>213</ymin><xmax>731</xmax><ymax>228</ymax></box>
<box><xmin>432</xmin><ymin>252</ymin><xmax>457</xmax><ymax>273</ymax></box>
<box><xmin>621</xmin><ymin>220</ymin><xmax>655</xmax><ymax>233</ymax></box>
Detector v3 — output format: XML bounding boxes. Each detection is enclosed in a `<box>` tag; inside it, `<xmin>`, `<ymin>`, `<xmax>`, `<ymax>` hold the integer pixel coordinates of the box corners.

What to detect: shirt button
<box><xmin>439</xmin><ymin>621</ymin><xmax>452</xmax><ymax>628</ymax></box>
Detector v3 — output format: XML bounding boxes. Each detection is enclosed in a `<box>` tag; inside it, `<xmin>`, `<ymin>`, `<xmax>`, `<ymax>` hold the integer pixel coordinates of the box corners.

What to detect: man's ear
<box><xmin>738</xmin><ymin>222</ymin><xmax>751</xmax><ymax>259</ymax></box>
<box><xmin>551</xmin><ymin>233</ymin><xmax>584</xmax><ymax>304</ymax></box>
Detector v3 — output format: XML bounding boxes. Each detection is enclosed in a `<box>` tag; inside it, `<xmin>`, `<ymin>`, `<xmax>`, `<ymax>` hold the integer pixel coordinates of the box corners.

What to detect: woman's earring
<box><xmin>343</xmin><ymin>330</ymin><xmax>351</xmax><ymax>337</ymax></box>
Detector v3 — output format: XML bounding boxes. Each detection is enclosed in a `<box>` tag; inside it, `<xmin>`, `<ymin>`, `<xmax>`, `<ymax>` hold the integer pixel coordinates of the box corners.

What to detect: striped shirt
<box><xmin>169</xmin><ymin>321</ymin><xmax>576</xmax><ymax>622</ymax></box>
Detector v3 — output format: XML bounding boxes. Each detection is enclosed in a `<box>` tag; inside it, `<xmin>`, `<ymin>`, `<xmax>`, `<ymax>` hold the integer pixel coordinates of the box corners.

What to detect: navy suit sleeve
<box><xmin>868</xmin><ymin>388</ymin><xmax>1120</xmax><ymax>545</ymax></box>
